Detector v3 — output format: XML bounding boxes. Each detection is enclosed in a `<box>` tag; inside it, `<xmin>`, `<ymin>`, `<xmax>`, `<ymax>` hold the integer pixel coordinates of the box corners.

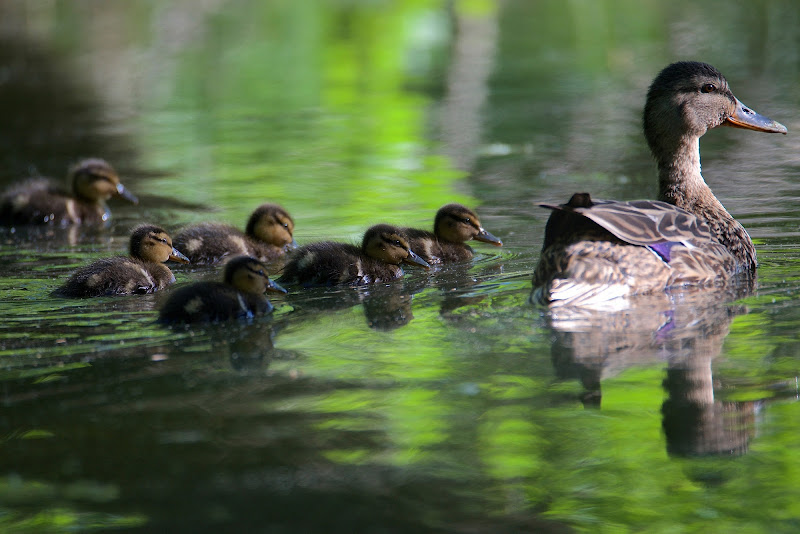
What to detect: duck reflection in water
<box><xmin>544</xmin><ymin>283</ymin><xmax>798</xmax><ymax>456</ymax></box>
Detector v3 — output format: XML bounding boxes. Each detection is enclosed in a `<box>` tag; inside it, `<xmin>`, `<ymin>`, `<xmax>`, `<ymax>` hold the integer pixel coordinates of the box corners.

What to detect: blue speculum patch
<box><xmin>647</xmin><ymin>241</ymin><xmax>679</xmax><ymax>262</ymax></box>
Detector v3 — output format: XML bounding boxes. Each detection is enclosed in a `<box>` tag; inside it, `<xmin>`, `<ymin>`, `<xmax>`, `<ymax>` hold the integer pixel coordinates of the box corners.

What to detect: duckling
<box><xmin>532</xmin><ymin>61</ymin><xmax>787</xmax><ymax>307</ymax></box>
<box><xmin>56</xmin><ymin>224</ymin><xmax>189</xmax><ymax>298</ymax></box>
<box><xmin>278</xmin><ymin>223</ymin><xmax>430</xmax><ymax>287</ymax></box>
<box><xmin>403</xmin><ymin>203</ymin><xmax>503</xmax><ymax>264</ymax></box>
<box><xmin>173</xmin><ymin>203</ymin><xmax>296</xmax><ymax>265</ymax></box>
<box><xmin>0</xmin><ymin>158</ymin><xmax>138</xmax><ymax>226</ymax></box>
<box><xmin>159</xmin><ymin>255</ymin><xmax>287</xmax><ymax>323</ymax></box>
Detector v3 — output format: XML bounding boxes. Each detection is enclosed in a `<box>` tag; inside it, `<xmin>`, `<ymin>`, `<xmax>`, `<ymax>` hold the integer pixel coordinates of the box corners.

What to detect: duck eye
<box><xmin>701</xmin><ymin>83</ymin><xmax>716</xmax><ymax>93</ymax></box>
<box><xmin>463</xmin><ymin>218</ymin><xmax>471</xmax><ymax>224</ymax></box>
<box><xmin>394</xmin><ymin>240</ymin><xmax>402</xmax><ymax>247</ymax></box>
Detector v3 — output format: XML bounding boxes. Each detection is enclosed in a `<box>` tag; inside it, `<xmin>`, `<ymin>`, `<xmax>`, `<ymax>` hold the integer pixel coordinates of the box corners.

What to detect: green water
<box><xmin>2</xmin><ymin>1</ymin><xmax>800</xmax><ymax>532</ymax></box>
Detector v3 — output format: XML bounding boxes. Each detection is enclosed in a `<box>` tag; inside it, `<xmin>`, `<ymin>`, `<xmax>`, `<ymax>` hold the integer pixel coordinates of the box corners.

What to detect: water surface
<box><xmin>2</xmin><ymin>1</ymin><xmax>800</xmax><ymax>532</ymax></box>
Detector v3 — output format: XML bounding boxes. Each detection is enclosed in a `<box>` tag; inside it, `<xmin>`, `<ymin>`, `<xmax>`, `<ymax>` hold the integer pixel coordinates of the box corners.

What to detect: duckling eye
<box><xmin>701</xmin><ymin>83</ymin><xmax>717</xmax><ymax>93</ymax></box>
<box><xmin>393</xmin><ymin>240</ymin><xmax>402</xmax><ymax>247</ymax></box>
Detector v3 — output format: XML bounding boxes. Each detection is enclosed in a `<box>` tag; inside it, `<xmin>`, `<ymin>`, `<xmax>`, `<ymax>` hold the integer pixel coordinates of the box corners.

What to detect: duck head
<box><xmin>434</xmin><ymin>203</ymin><xmax>503</xmax><ymax>246</ymax></box>
<box><xmin>130</xmin><ymin>224</ymin><xmax>190</xmax><ymax>264</ymax></box>
<box><xmin>363</xmin><ymin>224</ymin><xmax>430</xmax><ymax>269</ymax></box>
<box><xmin>225</xmin><ymin>256</ymin><xmax>287</xmax><ymax>295</ymax></box>
<box><xmin>70</xmin><ymin>158</ymin><xmax>139</xmax><ymax>204</ymax></box>
<box><xmin>643</xmin><ymin>61</ymin><xmax>786</xmax><ymax>160</ymax></box>
<box><xmin>246</xmin><ymin>203</ymin><xmax>297</xmax><ymax>248</ymax></box>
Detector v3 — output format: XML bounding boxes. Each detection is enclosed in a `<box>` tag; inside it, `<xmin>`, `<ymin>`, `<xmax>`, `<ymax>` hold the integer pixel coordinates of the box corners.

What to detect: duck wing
<box><xmin>541</xmin><ymin>193</ymin><xmax>717</xmax><ymax>249</ymax></box>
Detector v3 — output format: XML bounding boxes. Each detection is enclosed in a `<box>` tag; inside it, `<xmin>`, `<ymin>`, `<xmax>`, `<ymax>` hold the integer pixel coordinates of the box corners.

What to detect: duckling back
<box><xmin>56</xmin><ymin>256</ymin><xmax>177</xmax><ymax>297</ymax></box>
<box><xmin>173</xmin><ymin>204</ymin><xmax>295</xmax><ymax>265</ymax></box>
<box><xmin>403</xmin><ymin>228</ymin><xmax>475</xmax><ymax>264</ymax></box>
<box><xmin>159</xmin><ymin>281</ymin><xmax>273</xmax><ymax>323</ymax></box>
<box><xmin>0</xmin><ymin>178</ymin><xmax>105</xmax><ymax>225</ymax></box>
<box><xmin>173</xmin><ymin>223</ymin><xmax>284</xmax><ymax>265</ymax></box>
<box><xmin>279</xmin><ymin>242</ymin><xmax>404</xmax><ymax>287</ymax></box>
<box><xmin>159</xmin><ymin>255</ymin><xmax>285</xmax><ymax>323</ymax></box>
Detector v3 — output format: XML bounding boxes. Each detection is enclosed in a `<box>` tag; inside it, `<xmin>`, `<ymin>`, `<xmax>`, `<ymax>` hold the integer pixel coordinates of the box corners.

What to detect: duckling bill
<box><xmin>0</xmin><ymin>158</ymin><xmax>137</xmax><ymax>226</ymax></box>
<box><xmin>173</xmin><ymin>203</ymin><xmax>296</xmax><ymax>265</ymax></box>
<box><xmin>533</xmin><ymin>61</ymin><xmax>787</xmax><ymax>308</ymax></box>
<box><xmin>278</xmin><ymin>223</ymin><xmax>430</xmax><ymax>287</ymax></box>
<box><xmin>159</xmin><ymin>255</ymin><xmax>286</xmax><ymax>324</ymax></box>
<box><xmin>56</xmin><ymin>224</ymin><xmax>189</xmax><ymax>298</ymax></box>
<box><xmin>403</xmin><ymin>203</ymin><xmax>502</xmax><ymax>264</ymax></box>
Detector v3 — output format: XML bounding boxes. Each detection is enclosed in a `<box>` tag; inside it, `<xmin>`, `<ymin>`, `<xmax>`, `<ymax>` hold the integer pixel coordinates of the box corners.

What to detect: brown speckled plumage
<box><xmin>533</xmin><ymin>62</ymin><xmax>786</xmax><ymax>307</ymax></box>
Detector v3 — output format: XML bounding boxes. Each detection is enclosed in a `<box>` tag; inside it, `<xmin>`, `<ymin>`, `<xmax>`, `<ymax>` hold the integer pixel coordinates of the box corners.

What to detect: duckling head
<box><xmin>70</xmin><ymin>158</ymin><xmax>138</xmax><ymax>205</ymax></box>
<box><xmin>434</xmin><ymin>203</ymin><xmax>503</xmax><ymax>246</ymax></box>
<box><xmin>129</xmin><ymin>224</ymin><xmax>190</xmax><ymax>264</ymax></box>
<box><xmin>225</xmin><ymin>256</ymin><xmax>288</xmax><ymax>295</ymax></box>
<box><xmin>362</xmin><ymin>224</ymin><xmax>430</xmax><ymax>270</ymax></box>
<box><xmin>643</xmin><ymin>62</ymin><xmax>786</xmax><ymax>160</ymax></box>
<box><xmin>245</xmin><ymin>203</ymin><xmax>296</xmax><ymax>248</ymax></box>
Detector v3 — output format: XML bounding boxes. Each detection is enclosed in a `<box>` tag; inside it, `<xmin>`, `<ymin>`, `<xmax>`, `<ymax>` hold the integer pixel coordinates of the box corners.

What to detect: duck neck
<box><xmin>656</xmin><ymin>136</ymin><xmax>712</xmax><ymax>210</ymax></box>
<box><xmin>655</xmin><ymin>135</ymin><xmax>756</xmax><ymax>270</ymax></box>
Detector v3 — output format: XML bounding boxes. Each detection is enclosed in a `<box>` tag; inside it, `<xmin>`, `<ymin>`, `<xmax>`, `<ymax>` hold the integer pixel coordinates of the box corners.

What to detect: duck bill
<box><xmin>474</xmin><ymin>227</ymin><xmax>503</xmax><ymax>246</ymax></box>
<box><xmin>725</xmin><ymin>98</ymin><xmax>787</xmax><ymax>134</ymax></box>
<box><xmin>266</xmin><ymin>279</ymin><xmax>288</xmax><ymax>294</ymax></box>
<box><xmin>169</xmin><ymin>247</ymin><xmax>190</xmax><ymax>264</ymax></box>
<box><xmin>285</xmin><ymin>238</ymin><xmax>298</xmax><ymax>251</ymax></box>
<box><xmin>403</xmin><ymin>249</ymin><xmax>431</xmax><ymax>270</ymax></box>
<box><xmin>116</xmin><ymin>183</ymin><xmax>139</xmax><ymax>204</ymax></box>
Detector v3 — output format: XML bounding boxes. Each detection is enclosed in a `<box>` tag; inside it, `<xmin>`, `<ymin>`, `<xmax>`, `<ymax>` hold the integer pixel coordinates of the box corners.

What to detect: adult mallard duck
<box><xmin>533</xmin><ymin>61</ymin><xmax>787</xmax><ymax>307</ymax></box>
<box><xmin>0</xmin><ymin>158</ymin><xmax>138</xmax><ymax>226</ymax></box>
<box><xmin>173</xmin><ymin>203</ymin><xmax>296</xmax><ymax>265</ymax></box>
<box><xmin>278</xmin><ymin>223</ymin><xmax>430</xmax><ymax>287</ymax></box>
<box><xmin>402</xmin><ymin>203</ymin><xmax>503</xmax><ymax>264</ymax></box>
<box><xmin>56</xmin><ymin>224</ymin><xmax>189</xmax><ymax>297</ymax></box>
<box><xmin>159</xmin><ymin>255</ymin><xmax>287</xmax><ymax>323</ymax></box>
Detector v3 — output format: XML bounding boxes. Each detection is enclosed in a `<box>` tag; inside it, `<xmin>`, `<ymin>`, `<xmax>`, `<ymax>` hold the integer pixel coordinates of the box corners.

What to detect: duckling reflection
<box><xmin>278</xmin><ymin>224</ymin><xmax>430</xmax><ymax>287</ymax></box>
<box><xmin>362</xmin><ymin>284</ymin><xmax>414</xmax><ymax>330</ymax></box>
<box><xmin>0</xmin><ymin>158</ymin><xmax>138</xmax><ymax>226</ymax></box>
<box><xmin>159</xmin><ymin>256</ymin><xmax>286</xmax><ymax>324</ymax></box>
<box><xmin>402</xmin><ymin>203</ymin><xmax>502</xmax><ymax>265</ymax></box>
<box><xmin>55</xmin><ymin>224</ymin><xmax>188</xmax><ymax>297</ymax></box>
<box><xmin>283</xmin><ymin>282</ymin><xmax>416</xmax><ymax>331</ymax></box>
<box><xmin>173</xmin><ymin>203</ymin><xmax>296</xmax><ymax>265</ymax></box>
